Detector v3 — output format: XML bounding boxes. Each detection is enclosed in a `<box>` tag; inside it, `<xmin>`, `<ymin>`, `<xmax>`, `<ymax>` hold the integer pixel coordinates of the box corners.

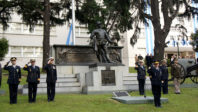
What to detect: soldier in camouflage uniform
<box><xmin>171</xmin><ymin>58</ymin><xmax>181</xmax><ymax>94</ymax></box>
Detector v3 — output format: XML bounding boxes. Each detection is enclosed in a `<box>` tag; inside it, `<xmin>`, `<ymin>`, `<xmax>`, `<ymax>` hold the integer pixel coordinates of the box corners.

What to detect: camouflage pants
<box><xmin>174</xmin><ymin>78</ymin><xmax>181</xmax><ymax>93</ymax></box>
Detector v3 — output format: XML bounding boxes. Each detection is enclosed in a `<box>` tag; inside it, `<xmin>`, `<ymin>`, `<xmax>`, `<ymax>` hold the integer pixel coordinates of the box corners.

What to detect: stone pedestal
<box><xmin>112</xmin><ymin>96</ymin><xmax>168</xmax><ymax>104</ymax></box>
<box><xmin>0</xmin><ymin>90</ymin><xmax>5</xmax><ymax>95</ymax></box>
<box><xmin>83</xmin><ymin>64</ymin><xmax>128</xmax><ymax>94</ymax></box>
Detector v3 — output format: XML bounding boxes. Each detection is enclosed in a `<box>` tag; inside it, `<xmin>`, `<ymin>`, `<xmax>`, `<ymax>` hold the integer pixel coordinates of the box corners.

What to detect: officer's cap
<box><xmin>30</xmin><ymin>59</ymin><xmax>36</xmax><ymax>62</ymax></box>
<box><xmin>174</xmin><ymin>58</ymin><xmax>178</xmax><ymax>61</ymax></box>
<box><xmin>154</xmin><ymin>61</ymin><xmax>159</xmax><ymax>64</ymax></box>
<box><xmin>139</xmin><ymin>60</ymin><xmax>144</xmax><ymax>63</ymax></box>
<box><xmin>49</xmin><ymin>57</ymin><xmax>54</xmax><ymax>61</ymax></box>
<box><xmin>161</xmin><ymin>59</ymin><xmax>167</xmax><ymax>63</ymax></box>
<box><xmin>10</xmin><ymin>57</ymin><xmax>17</xmax><ymax>61</ymax></box>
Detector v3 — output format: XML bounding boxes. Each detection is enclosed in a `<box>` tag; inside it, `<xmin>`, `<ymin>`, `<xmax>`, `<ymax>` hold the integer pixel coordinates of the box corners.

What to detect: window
<box><xmin>0</xmin><ymin>22</ymin><xmax>56</xmax><ymax>36</ymax></box>
<box><xmin>23</xmin><ymin>47</ymin><xmax>34</xmax><ymax>57</ymax></box>
<box><xmin>10</xmin><ymin>46</ymin><xmax>21</xmax><ymax>57</ymax></box>
<box><xmin>34</xmin><ymin>47</ymin><xmax>43</xmax><ymax>57</ymax></box>
<box><xmin>75</xmin><ymin>26</ymin><xmax>89</xmax><ymax>37</ymax></box>
<box><xmin>7</xmin><ymin>46</ymin><xmax>43</xmax><ymax>58</ymax></box>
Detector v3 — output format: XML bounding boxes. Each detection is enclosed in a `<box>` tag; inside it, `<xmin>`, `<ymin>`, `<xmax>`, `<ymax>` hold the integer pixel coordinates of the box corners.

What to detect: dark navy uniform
<box><xmin>135</xmin><ymin>65</ymin><xmax>146</xmax><ymax>95</ymax></box>
<box><xmin>24</xmin><ymin>64</ymin><xmax>40</xmax><ymax>103</ymax></box>
<box><xmin>44</xmin><ymin>64</ymin><xmax>57</xmax><ymax>102</ymax></box>
<box><xmin>148</xmin><ymin>67</ymin><xmax>162</xmax><ymax>107</ymax></box>
<box><xmin>4</xmin><ymin>64</ymin><xmax>21</xmax><ymax>104</ymax></box>
<box><xmin>160</xmin><ymin>65</ymin><xmax>169</xmax><ymax>94</ymax></box>
<box><xmin>0</xmin><ymin>64</ymin><xmax>2</xmax><ymax>88</ymax></box>
<box><xmin>146</xmin><ymin>55</ymin><xmax>151</xmax><ymax>68</ymax></box>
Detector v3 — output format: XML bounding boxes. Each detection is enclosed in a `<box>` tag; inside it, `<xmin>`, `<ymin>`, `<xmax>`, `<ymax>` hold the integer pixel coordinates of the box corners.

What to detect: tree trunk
<box><xmin>42</xmin><ymin>0</ymin><xmax>51</xmax><ymax>70</ymax></box>
<box><xmin>153</xmin><ymin>31</ymin><xmax>166</xmax><ymax>61</ymax></box>
<box><xmin>150</xmin><ymin>0</ymin><xmax>167</xmax><ymax>61</ymax></box>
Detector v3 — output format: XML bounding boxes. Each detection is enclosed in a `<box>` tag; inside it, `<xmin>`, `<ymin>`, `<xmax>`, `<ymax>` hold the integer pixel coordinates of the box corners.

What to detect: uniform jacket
<box><xmin>4</xmin><ymin>65</ymin><xmax>21</xmax><ymax>84</ymax></box>
<box><xmin>44</xmin><ymin>64</ymin><xmax>57</xmax><ymax>83</ymax></box>
<box><xmin>171</xmin><ymin>64</ymin><xmax>181</xmax><ymax>78</ymax></box>
<box><xmin>160</xmin><ymin>65</ymin><xmax>169</xmax><ymax>80</ymax></box>
<box><xmin>23</xmin><ymin>65</ymin><xmax>40</xmax><ymax>83</ymax></box>
<box><xmin>0</xmin><ymin>64</ymin><xmax>2</xmax><ymax>87</ymax></box>
<box><xmin>135</xmin><ymin>65</ymin><xmax>146</xmax><ymax>80</ymax></box>
<box><xmin>148</xmin><ymin>67</ymin><xmax>162</xmax><ymax>86</ymax></box>
<box><xmin>145</xmin><ymin>56</ymin><xmax>151</xmax><ymax>66</ymax></box>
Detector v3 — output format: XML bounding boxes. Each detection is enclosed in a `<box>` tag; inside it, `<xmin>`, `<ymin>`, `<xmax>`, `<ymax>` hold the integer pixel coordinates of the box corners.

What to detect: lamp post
<box><xmin>177</xmin><ymin>42</ymin><xmax>180</xmax><ymax>58</ymax></box>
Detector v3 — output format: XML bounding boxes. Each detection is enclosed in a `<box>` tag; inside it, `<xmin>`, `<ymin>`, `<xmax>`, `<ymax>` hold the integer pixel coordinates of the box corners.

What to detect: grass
<box><xmin>129</xmin><ymin>67</ymin><xmax>136</xmax><ymax>73</ymax></box>
<box><xmin>2</xmin><ymin>68</ymin><xmax>45</xmax><ymax>76</ymax></box>
<box><xmin>0</xmin><ymin>74</ymin><xmax>198</xmax><ymax>112</ymax></box>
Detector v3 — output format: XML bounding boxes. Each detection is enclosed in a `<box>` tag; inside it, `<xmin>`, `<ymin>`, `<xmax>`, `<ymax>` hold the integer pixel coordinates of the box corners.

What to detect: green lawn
<box><xmin>0</xmin><ymin>72</ymin><xmax>198</xmax><ymax>112</ymax></box>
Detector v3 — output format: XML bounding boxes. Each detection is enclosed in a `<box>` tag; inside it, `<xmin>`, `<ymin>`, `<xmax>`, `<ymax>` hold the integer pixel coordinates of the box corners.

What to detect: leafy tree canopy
<box><xmin>0</xmin><ymin>38</ymin><xmax>9</xmax><ymax>61</ymax></box>
<box><xmin>68</xmin><ymin>0</ymin><xmax>133</xmax><ymax>44</ymax></box>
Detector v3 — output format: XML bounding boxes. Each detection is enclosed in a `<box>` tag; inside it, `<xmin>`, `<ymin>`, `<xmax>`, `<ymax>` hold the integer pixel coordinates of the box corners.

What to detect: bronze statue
<box><xmin>90</xmin><ymin>21</ymin><xmax>115</xmax><ymax>63</ymax></box>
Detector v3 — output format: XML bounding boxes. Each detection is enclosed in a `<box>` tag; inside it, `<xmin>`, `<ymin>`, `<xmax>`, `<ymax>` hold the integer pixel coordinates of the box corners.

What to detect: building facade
<box><xmin>0</xmin><ymin>2</ymin><xmax>197</xmax><ymax>67</ymax></box>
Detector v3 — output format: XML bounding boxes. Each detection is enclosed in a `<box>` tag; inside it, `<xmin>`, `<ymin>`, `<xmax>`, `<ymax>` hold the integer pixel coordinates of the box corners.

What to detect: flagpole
<box><xmin>72</xmin><ymin>0</ymin><xmax>76</xmax><ymax>45</ymax></box>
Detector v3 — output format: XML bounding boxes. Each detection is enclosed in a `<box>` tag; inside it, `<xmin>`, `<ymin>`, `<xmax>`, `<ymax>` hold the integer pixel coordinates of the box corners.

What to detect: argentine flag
<box><xmin>66</xmin><ymin>24</ymin><xmax>74</xmax><ymax>45</ymax></box>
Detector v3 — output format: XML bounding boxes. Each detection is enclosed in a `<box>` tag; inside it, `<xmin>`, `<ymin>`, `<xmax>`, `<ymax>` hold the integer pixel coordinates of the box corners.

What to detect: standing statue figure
<box><xmin>90</xmin><ymin>21</ymin><xmax>115</xmax><ymax>63</ymax></box>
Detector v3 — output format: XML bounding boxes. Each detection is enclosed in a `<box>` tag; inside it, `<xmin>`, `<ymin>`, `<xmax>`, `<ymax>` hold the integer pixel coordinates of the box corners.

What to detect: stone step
<box><xmin>40</xmin><ymin>74</ymin><xmax>76</xmax><ymax>78</ymax></box>
<box><xmin>123</xmin><ymin>85</ymin><xmax>151</xmax><ymax>91</ymax></box>
<box><xmin>22</xmin><ymin>87</ymin><xmax>82</xmax><ymax>94</ymax></box>
<box><xmin>36</xmin><ymin>82</ymin><xmax>81</xmax><ymax>88</ymax></box>
<box><xmin>123</xmin><ymin>76</ymin><xmax>151</xmax><ymax>81</ymax></box>
<box><xmin>123</xmin><ymin>73</ymin><xmax>137</xmax><ymax>77</ymax></box>
<box><xmin>123</xmin><ymin>77</ymin><xmax>137</xmax><ymax>81</ymax></box>
<box><xmin>123</xmin><ymin>80</ymin><xmax>151</xmax><ymax>85</ymax></box>
<box><xmin>40</xmin><ymin>78</ymin><xmax>78</xmax><ymax>83</ymax></box>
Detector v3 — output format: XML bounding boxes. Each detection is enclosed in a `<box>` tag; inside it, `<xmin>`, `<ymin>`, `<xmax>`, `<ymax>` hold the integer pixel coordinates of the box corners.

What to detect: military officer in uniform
<box><xmin>44</xmin><ymin>57</ymin><xmax>57</xmax><ymax>102</ymax></box>
<box><xmin>160</xmin><ymin>59</ymin><xmax>169</xmax><ymax>94</ymax></box>
<box><xmin>148</xmin><ymin>61</ymin><xmax>163</xmax><ymax>108</ymax></box>
<box><xmin>4</xmin><ymin>57</ymin><xmax>21</xmax><ymax>104</ymax></box>
<box><xmin>0</xmin><ymin>63</ymin><xmax>2</xmax><ymax>88</ymax></box>
<box><xmin>135</xmin><ymin>60</ymin><xmax>146</xmax><ymax>95</ymax></box>
<box><xmin>171</xmin><ymin>58</ymin><xmax>181</xmax><ymax>94</ymax></box>
<box><xmin>23</xmin><ymin>59</ymin><xmax>40</xmax><ymax>103</ymax></box>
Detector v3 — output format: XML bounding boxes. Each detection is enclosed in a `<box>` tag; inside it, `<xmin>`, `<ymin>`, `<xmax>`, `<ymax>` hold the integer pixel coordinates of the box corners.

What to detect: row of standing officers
<box><xmin>1</xmin><ymin>56</ymin><xmax>182</xmax><ymax>107</ymax></box>
<box><xmin>3</xmin><ymin>57</ymin><xmax>57</xmax><ymax>104</ymax></box>
<box><xmin>135</xmin><ymin>58</ymin><xmax>181</xmax><ymax>108</ymax></box>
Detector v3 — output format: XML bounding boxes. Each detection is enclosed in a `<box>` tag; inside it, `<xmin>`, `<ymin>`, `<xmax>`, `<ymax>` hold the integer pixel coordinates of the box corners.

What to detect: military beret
<box><xmin>10</xmin><ymin>57</ymin><xmax>17</xmax><ymax>61</ymax></box>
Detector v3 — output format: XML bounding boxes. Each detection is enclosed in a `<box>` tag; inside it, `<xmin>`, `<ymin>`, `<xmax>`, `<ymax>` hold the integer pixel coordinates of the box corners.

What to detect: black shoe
<box><xmin>32</xmin><ymin>99</ymin><xmax>36</xmax><ymax>103</ymax></box>
<box><xmin>156</xmin><ymin>105</ymin><xmax>162</xmax><ymax>108</ymax></box>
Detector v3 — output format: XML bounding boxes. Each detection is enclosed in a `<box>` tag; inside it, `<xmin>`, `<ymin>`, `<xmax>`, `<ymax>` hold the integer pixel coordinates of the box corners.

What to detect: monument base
<box><xmin>82</xmin><ymin>64</ymin><xmax>127</xmax><ymax>94</ymax></box>
<box><xmin>112</xmin><ymin>96</ymin><xmax>168</xmax><ymax>104</ymax></box>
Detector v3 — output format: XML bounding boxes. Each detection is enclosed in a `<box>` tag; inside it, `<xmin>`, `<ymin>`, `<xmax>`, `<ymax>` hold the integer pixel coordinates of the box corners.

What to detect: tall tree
<box><xmin>0</xmin><ymin>38</ymin><xmax>9</xmax><ymax>61</ymax></box>
<box><xmin>191</xmin><ymin>30</ymin><xmax>198</xmax><ymax>52</ymax></box>
<box><xmin>70</xmin><ymin>0</ymin><xmax>133</xmax><ymax>44</ymax></box>
<box><xmin>131</xmin><ymin>0</ymin><xmax>198</xmax><ymax>61</ymax></box>
<box><xmin>0</xmin><ymin>0</ymin><xmax>17</xmax><ymax>30</ymax></box>
<box><xmin>16</xmin><ymin>0</ymin><xmax>70</xmax><ymax>69</ymax></box>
